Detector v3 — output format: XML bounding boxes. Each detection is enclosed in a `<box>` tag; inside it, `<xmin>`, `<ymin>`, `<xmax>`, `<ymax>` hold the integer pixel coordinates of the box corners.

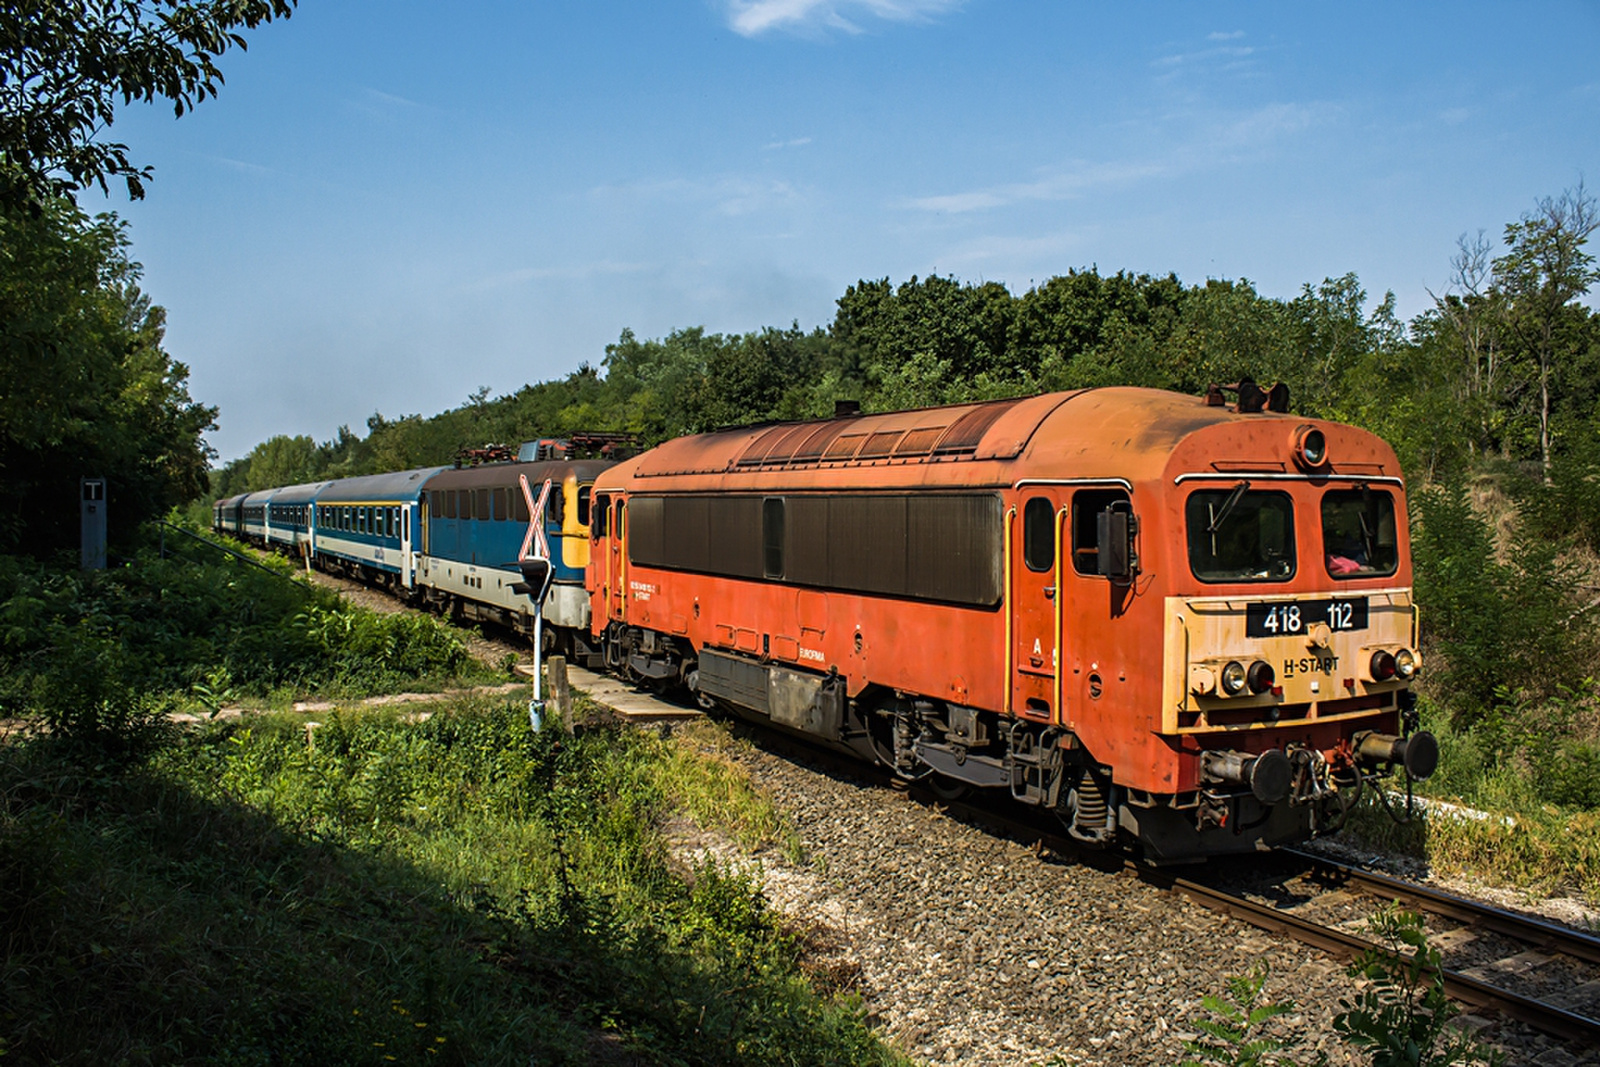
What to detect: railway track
<box><xmin>924</xmin><ymin>784</ymin><xmax>1600</xmax><ymax>1049</ymax></box>
<box><xmin>1189</xmin><ymin>849</ymin><xmax>1600</xmax><ymax>1047</ymax></box>
<box><xmin>732</xmin><ymin>725</ymin><xmax>1600</xmax><ymax>1050</ymax></box>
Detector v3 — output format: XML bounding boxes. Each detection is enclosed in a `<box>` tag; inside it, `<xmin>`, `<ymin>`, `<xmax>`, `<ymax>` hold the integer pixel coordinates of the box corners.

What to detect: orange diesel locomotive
<box><xmin>587</xmin><ymin>385</ymin><xmax>1435</xmax><ymax>863</ymax></box>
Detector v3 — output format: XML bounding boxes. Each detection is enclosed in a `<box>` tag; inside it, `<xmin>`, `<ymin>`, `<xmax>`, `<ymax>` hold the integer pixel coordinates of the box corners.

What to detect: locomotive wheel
<box><xmin>925</xmin><ymin>774</ymin><xmax>970</xmax><ymax>802</ymax></box>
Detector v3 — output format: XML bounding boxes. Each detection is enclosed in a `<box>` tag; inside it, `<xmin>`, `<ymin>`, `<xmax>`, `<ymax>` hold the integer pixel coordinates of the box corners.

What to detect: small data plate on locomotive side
<box><xmin>1245</xmin><ymin>597</ymin><xmax>1369</xmax><ymax>638</ymax></box>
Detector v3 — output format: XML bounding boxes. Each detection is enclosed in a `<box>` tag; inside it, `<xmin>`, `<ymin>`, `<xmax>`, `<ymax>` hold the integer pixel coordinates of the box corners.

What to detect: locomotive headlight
<box><xmin>1395</xmin><ymin>648</ymin><xmax>1417</xmax><ymax>680</ymax></box>
<box><xmin>1369</xmin><ymin>649</ymin><xmax>1398</xmax><ymax>682</ymax></box>
<box><xmin>1292</xmin><ymin>425</ymin><xmax>1330</xmax><ymax>471</ymax></box>
<box><xmin>1247</xmin><ymin>660</ymin><xmax>1276</xmax><ymax>694</ymax></box>
<box><xmin>1221</xmin><ymin>660</ymin><xmax>1248</xmax><ymax>696</ymax></box>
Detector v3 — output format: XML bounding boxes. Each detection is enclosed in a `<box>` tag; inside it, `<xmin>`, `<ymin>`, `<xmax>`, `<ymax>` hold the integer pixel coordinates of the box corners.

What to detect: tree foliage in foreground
<box><xmin>0</xmin><ymin>199</ymin><xmax>215</xmax><ymax>557</ymax></box>
<box><xmin>0</xmin><ymin>0</ymin><xmax>295</xmax><ymax>210</ymax></box>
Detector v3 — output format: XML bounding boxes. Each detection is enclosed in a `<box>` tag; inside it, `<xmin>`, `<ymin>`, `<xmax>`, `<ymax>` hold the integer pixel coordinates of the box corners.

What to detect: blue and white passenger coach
<box><xmin>312</xmin><ymin>467</ymin><xmax>446</xmax><ymax>591</ymax></box>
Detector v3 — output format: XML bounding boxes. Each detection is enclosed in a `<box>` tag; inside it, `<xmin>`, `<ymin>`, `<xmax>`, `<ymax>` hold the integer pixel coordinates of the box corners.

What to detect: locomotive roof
<box><xmin>609</xmin><ymin>387</ymin><xmax>1319</xmax><ymax>488</ymax></box>
<box><xmin>316</xmin><ymin>466</ymin><xmax>447</xmax><ymax>503</ymax></box>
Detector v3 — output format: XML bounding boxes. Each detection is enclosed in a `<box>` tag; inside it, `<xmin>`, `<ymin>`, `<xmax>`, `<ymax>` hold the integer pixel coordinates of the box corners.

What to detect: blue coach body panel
<box><xmin>265</xmin><ymin>480</ymin><xmax>331</xmax><ymax>551</ymax></box>
<box><xmin>240</xmin><ymin>488</ymin><xmax>279</xmax><ymax>542</ymax></box>
<box><xmin>312</xmin><ymin>467</ymin><xmax>446</xmax><ymax>581</ymax></box>
<box><xmin>213</xmin><ymin>493</ymin><xmax>248</xmax><ymax>537</ymax></box>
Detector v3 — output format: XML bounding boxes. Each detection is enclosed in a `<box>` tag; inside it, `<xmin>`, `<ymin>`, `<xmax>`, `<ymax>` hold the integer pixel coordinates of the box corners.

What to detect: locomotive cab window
<box><xmin>1322</xmin><ymin>488</ymin><xmax>1398</xmax><ymax>578</ymax></box>
<box><xmin>592</xmin><ymin>495</ymin><xmax>610</xmax><ymax>538</ymax></box>
<box><xmin>1022</xmin><ymin>497</ymin><xmax>1055</xmax><ymax>572</ymax></box>
<box><xmin>1186</xmin><ymin>486</ymin><xmax>1295</xmax><ymax>583</ymax></box>
<box><xmin>1071</xmin><ymin>488</ymin><xmax>1132</xmax><ymax>575</ymax></box>
<box><xmin>577</xmin><ymin>486</ymin><xmax>592</xmax><ymax>528</ymax></box>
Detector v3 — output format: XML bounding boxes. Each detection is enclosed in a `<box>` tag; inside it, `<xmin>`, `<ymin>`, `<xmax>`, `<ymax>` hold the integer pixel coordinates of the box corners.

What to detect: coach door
<box><xmin>1011</xmin><ymin>493</ymin><xmax>1065</xmax><ymax>723</ymax></box>
<box><xmin>401</xmin><ymin>503</ymin><xmax>416</xmax><ymax>588</ymax></box>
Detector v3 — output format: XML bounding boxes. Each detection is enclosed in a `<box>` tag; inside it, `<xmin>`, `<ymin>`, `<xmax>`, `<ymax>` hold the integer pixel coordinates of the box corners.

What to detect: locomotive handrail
<box><xmin>1172</xmin><ymin>472</ymin><xmax>1404</xmax><ymax>486</ymax></box>
<box><xmin>155</xmin><ymin>521</ymin><xmax>315</xmax><ymax>595</ymax></box>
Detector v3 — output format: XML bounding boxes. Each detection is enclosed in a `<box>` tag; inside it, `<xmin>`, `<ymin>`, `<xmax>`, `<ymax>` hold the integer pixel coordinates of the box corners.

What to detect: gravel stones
<box><xmin>672</xmin><ymin>729</ymin><xmax>1368</xmax><ymax>1066</ymax></box>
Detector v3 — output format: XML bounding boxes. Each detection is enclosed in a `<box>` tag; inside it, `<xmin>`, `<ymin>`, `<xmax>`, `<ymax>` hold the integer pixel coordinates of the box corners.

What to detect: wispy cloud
<box><xmin>724</xmin><ymin>0</ymin><xmax>963</xmax><ymax>38</ymax></box>
<box><xmin>901</xmin><ymin>160</ymin><xmax>1166</xmax><ymax>214</ymax></box>
<box><xmin>1439</xmin><ymin>107</ymin><xmax>1472</xmax><ymax>126</ymax></box>
<box><xmin>591</xmin><ymin>174</ymin><xmax>804</xmax><ymax>216</ymax></box>
<box><xmin>764</xmin><ymin>136</ymin><xmax>814</xmax><ymax>150</ymax></box>
<box><xmin>900</xmin><ymin>102</ymin><xmax>1324</xmax><ymax>215</ymax></box>
<box><xmin>1153</xmin><ymin>30</ymin><xmax>1262</xmax><ymax>82</ymax></box>
<box><xmin>464</xmin><ymin>261</ymin><xmax>653</xmax><ymax>292</ymax></box>
<box><xmin>345</xmin><ymin>87</ymin><xmax>443</xmax><ymax>121</ymax></box>
<box><xmin>207</xmin><ymin>155</ymin><xmax>277</xmax><ymax>177</ymax></box>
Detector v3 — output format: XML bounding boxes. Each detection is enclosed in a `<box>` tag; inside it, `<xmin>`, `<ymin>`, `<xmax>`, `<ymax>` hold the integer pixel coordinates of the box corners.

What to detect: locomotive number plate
<box><xmin>1246</xmin><ymin>597</ymin><xmax>1369</xmax><ymax>637</ymax></box>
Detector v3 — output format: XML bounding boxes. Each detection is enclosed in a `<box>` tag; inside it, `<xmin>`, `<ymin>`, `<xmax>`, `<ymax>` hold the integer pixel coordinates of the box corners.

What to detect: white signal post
<box><xmin>518</xmin><ymin>475</ymin><xmax>556</xmax><ymax>730</ymax></box>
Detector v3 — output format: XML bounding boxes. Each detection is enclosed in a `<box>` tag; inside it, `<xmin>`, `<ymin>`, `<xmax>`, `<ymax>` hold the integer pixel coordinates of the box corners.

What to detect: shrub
<box><xmin>1334</xmin><ymin>907</ymin><xmax>1502</xmax><ymax>1066</ymax></box>
<box><xmin>1409</xmin><ymin>479</ymin><xmax>1594</xmax><ymax>726</ymax></box>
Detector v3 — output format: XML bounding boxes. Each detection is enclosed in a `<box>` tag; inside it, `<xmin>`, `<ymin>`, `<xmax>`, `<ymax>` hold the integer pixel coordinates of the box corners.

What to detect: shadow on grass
<box><xmin>0</xmin><ymin>713</ymin><xmax>897</xmax><ymax>1067</ymax></box>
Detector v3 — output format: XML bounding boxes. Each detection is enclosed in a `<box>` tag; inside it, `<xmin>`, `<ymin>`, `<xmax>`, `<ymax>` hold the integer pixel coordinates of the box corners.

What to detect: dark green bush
<box><xmin>0</xmin><ymin>546</ymin><xmax>473</xmax><ymax>751</ymax></box>
<box><xmin>1409</xmin><ymin>479</ymin><xmax>1595</xmax><ymax>725</ymax></box>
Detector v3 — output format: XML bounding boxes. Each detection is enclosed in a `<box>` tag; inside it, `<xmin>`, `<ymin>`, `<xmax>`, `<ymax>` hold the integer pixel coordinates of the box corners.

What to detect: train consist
<box><xmin>213</xmin><ymin>439</ymin><xmax>612</xmax><ymax>644</ymax></box>
<box><xmin>225</xmin><ymin>385</ymin><xmax>1436</xmax><ymax>864</ymax></box>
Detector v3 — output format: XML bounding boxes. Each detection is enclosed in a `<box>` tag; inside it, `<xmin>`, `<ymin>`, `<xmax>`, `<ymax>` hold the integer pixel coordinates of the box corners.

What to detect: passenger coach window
<box><xmin>1072</xmin><ymin>489</ymin><xmax>1131</xmax><ymax>575</ymax></box>
<box><xmin>1023</xmin><ymin>497</ymin><xmax>1055</xmax><ymax>572</ymax></box>
<box><xmin>1322</xmin><ymin>488</ymin><xmax>1398</xmax><ymax>578</ymax></box>
<box><xmin>1186</xmin><ymin>486</ymin><xmax>1295</xmax><ymax>582</ymax></box>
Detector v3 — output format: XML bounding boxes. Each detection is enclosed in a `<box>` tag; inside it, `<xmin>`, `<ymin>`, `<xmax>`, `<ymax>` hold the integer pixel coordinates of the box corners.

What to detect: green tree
<box><xmin>1</xmin><ymin>0</ymin><xmax>295</xmax><ymax>209</ymax></box>
<box><xmin>243</xmin><ymin>433</ymin><xmax>320</xmax><ymax>490</ymax></box>
<box><xmin>1493</xmin><ymin>183</ymin><xmax>1599</xmax><ymax>478</ymax></box>
<box><xmin>0</xmin><ymin>200</ymin><xmax>214</xmax><ymax>554</ymax></box>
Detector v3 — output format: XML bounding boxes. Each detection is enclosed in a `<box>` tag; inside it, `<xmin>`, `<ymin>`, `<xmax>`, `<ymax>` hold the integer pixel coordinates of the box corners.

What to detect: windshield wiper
<box><xmin>1207</xmin><ymin>480</ymin><xmax>1251</xmax><ymax>535</ymax></box>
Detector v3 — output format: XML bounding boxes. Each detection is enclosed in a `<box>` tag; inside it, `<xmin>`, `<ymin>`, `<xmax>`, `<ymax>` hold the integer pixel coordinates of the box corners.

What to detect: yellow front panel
<box><xmin>1160</xmin><ymin>589</ymin><xmax>1417</xmax><ymax>733</ymax></box>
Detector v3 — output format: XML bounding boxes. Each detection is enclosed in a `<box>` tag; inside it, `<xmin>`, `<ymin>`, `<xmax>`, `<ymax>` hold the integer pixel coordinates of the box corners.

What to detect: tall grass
<box><xmin>1337</xmin><ymin>699</ymin><xmax>1600</xmax><ymax>904</ymax></box>
<box><xmin>0</xmin><ymin>701</ymin><xmax>901</xmax><ymax>1066</ymax></box>
<box><xmin>0</xmin><ymin>547</ymin><xmax>483</xmax><ymax>751</ymax></box>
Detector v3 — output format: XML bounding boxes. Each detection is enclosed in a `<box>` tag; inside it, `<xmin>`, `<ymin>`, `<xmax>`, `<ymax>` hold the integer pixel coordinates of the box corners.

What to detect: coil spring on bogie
<box><xmin>1071</xmin><ymin>767</ymin><xmax>1109</xmax><ymax>843</ymax></box>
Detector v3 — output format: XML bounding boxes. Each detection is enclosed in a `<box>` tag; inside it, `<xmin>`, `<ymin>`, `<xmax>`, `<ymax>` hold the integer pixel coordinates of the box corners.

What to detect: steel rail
<box><xmin>1145</xmin><ymin>867</ymin><xmax>1600</xmax><ymax>1047</ymax></box>
<box><xmin>1283</xmin><ymin>847</ymin><xmax>1600</xmax><ymax>966</ymax></box>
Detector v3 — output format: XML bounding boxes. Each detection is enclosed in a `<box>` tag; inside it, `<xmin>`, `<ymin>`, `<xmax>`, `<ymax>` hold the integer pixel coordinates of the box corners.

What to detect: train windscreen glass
<box><xmin>1186</xmin><ymin>487</ymin><xmax>1296</xmax><ymax>582</ymax></box>
<box><xmin>1321</xmin><ymin>488</ymin><xmax>1399</xmax><ymax>578</ymax></box>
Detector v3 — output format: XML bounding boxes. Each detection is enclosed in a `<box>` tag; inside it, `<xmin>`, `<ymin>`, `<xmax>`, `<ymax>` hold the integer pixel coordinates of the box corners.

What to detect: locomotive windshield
<box><xmin>1321</xmin><ymin>488</ymin><xmax>1399</xmax><ymax>578</ymax></box>
<box><xmin>1186</xmin><ymin>486</ymin><xmax>1296</xmax><ymax>582</ymax></box>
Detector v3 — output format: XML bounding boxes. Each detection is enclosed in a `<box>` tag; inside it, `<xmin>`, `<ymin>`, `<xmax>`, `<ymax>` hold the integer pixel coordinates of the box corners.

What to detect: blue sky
<box><xmin>101</xmin><ymin>0</ymin><xmax>1600</xmax><ymax>462</ymax></box>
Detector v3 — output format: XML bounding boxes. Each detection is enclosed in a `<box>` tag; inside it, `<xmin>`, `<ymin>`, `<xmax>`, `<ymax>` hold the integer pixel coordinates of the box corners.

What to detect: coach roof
<box><xmin>316</xmin><ymin>467</ymin><xmax>447</xmax><ymax>504</ymax></box>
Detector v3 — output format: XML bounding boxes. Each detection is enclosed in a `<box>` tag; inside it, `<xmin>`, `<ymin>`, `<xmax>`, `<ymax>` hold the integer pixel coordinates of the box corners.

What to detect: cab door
<box><xmin>608</xmin><ymin>498</ymin><xmax>628</xmax><ymax>624</ymax></box>
<box><xmin>589</xmin><ymin>493</ymin><xmax>616</xmax><ymax>626</ymax></box>
<box><xmin>1011</xmin><ymin>493</ymin><xmax>1065</xmax><ymax>722</ymax></box>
